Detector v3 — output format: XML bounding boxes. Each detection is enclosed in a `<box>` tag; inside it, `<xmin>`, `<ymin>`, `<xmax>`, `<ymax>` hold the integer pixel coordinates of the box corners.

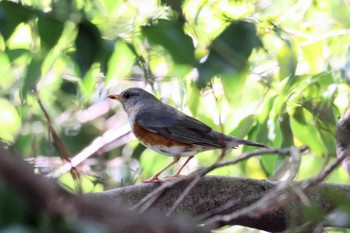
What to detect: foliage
<box><xmin>0</xmin><ymin>0</ymin><xmax>350</xmax><ymax>231</ymax></box>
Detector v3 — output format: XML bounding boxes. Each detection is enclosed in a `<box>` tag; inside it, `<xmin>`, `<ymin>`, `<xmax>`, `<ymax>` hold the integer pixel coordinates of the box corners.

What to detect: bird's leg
<box><xmin>141</xmin><ymin>156</ymin><xmax>181</xmax><ymax>183</ymax></box>
<box><xmin>165</xmin><ymin>155</ymin><xmax>194</xmax><ymax>179</ymax></box>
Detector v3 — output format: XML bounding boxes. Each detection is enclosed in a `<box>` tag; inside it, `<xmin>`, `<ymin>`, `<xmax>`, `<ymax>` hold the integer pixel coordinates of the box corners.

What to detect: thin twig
<box><xmin>201</xmin><ymin>146</ymin><xmax>308</xmax><ymax>178</ymax></box>
<box><xmin>287</xmin><ymin>146</ymin><xmax>302</xmax><ymax>181</ymax></box>
<box><xmin>302</xmin><ymin>147</ymin><xmax>350</xmax><ymax>189</ymax></box>
<box><xmin>37</xmin><ymin>97</ymin><xmax>82</xmax><ymax>192</ymax></box>
<box><xmin>51</xmin><ymin>125</ymin><xmax>132</xmax><ymax>178</ymax></box>
<box><xmin>37</xmin><ymin>98</ymin><xmax>71</xmax><ymax>160</ymax></box>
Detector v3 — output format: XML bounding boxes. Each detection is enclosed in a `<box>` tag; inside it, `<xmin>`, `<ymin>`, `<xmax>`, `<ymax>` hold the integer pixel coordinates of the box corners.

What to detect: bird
<box><xmin>108</xmin><ymin>87</ymin><xmax>267</xmax><ymax>183</ymax></box>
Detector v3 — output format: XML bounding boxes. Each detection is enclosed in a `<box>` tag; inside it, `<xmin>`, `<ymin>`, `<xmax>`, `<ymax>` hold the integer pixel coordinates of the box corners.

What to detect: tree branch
<box><xmin>88</xmin><ymin>176</ymin><xmax>350</xmax><ymax>232</ymax></box>
<box><xmin>0</xmin><ymin>145</ymin><xmax>208</xmax><ymax>233</ymax></box>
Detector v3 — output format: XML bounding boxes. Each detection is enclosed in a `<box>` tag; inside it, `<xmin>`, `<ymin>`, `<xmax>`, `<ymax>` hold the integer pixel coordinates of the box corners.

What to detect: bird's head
<box><xmin>108</xmin><ymin>88</ymin><xmax>157</xmax><ymax>113</ymax></box>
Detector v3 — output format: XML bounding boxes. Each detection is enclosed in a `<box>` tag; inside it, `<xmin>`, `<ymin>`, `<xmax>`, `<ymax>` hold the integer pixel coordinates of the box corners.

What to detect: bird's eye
<box><xmin>123</xmin><ymin>92</ymin><xmax>130</xmax><ymax>99</ymax></box>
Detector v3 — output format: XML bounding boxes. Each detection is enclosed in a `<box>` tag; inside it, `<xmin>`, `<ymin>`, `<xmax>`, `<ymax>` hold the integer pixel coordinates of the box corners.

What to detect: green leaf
<box><xmin>290</xmin><ymin>107</ymin><xmax>327</xmax><ymax>155</ymax></box>
<box><xmin>196</xmin><ymin>20</ymin><xmax>261</xmax><ymax>88</ymax></box>
<box><xmin>0</xmin><ymin>2</ymin><xmax>34</xmax><ymax>39</ymax></box>
<box><xmin>220</xmin><ymin>72</ymin><xmax>247</xmax><ymax>104</ymax></box>
<box><xmin>272</xmin><ymin>117</ymin><xmax>283</xmax><ymax>148</ymax></box>
<box><xmin>142</xmin><ymin>19</ymin><xmax>195</xmax><ymax>66</ymax></box>
<box><xmin>75</xmin><ymin>21</ymin><xmax>102</xmax><ymax>76</ymax></box>
<box><xmin>6</xmin><ymin>49</ymin><xmax>30</xmax><ymax>62</ymax></box>
<box><xmin>187</xmin><ymin>85</ymin><xmax>200</xmax><ymax>116</ymax></box>
<box><xmin>302</xmin><ymin>42</ymin><xmax>324</xmax><ymax>74</ymax></box>
<box><xmin>277</xmin><ymin>38</ymin><xmax>298</xmax><ymax>80</ymax></box>
<box><xmin>229</xmin><ymin>114</ymin><xmax>255</xmax><ymax>138</ymax></box>
<box><xmin>37</xmin><ymin>15</ymin><xmax>64</xmax><ymax>49</ymax></box>
<box><xmin>279</xmin><ymin>113</ymin><xmax>294</xmax><ymax>148</ymax></box>
<box><xmin>21</xmin><ymin>57</ymin><xmax>42</xmax><ymax>101</ymax></box>
<box><xmin>214</xmin><ymin>20</ymin><xmax>261</xmax><ymax>65</ymax></box>
<box><xmin>0</xmin><ymin>98</ymin><xmax>21</xmax><ymax>142</ymax></box>
<box><xmin>106</xmin><ymin>40</ymin><xmax>135</xmax><ymax>82</ymax></box>
<box><xmin>79</xmin><ymin>63</ymin><xmax>100</xmax><ymax>101</ymax></box>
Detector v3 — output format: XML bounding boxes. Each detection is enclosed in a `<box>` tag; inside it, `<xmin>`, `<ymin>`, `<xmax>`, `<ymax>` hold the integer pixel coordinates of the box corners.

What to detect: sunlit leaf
<box><xmin>290</xmin><ymin>107</ymin><xmax>327</xmax><ymax>155</ymax></box>
<box><xmin>0</xmin><ymin>98</ymin><xmax>21</xmax><ymax>142</ymax></box>
<box><xmin>277</xmin><ymin>38</ymin><xmax>298</xmax><ymax>80</ymax></box>
<box><xmin>0</xmin><ymin>1</ymin><xmax>34</xmax><ymax>39</ymax></box>
<box><xmin>301</xmin><ymin>42</ymin><xmax>324</xmax><ymax>74</ymax></box>
<box><xmin>142</xmin><ymin>19</ymin><xmax>195</xmax><ymax>66</ymax></box>
<box><xmin>196</xmin><ymin>20</ymin><xmax>261</xmax><ymax>88</ymax></box>
<box><xmin>6</xmin><ymin>48</ymin><xmax>30</xmax><ymax>62</ymax></box>
<box><xmin>79</xmin><ymin>63</ymin><xmax>100</xmax><ymax>101</ymax></box>
<box><xmin>221</xmin><ymin>71</ymin><xmax>247</xmax><ymax>104</ymax></box>
<box><xmin>279</xmin><ymin>113</ymin><xmax>294</xmax><ymax>148</ymax></box>
<box><xmin>187</xmin><ymin>85</ymin><xmax>200</xmax><ymax>116</ymax></box>
<box><xmin>106</xmin><ymin>40</ymin><xmax>135</xmax><ymax>82</ymax></box>
<box><xmin>272</xmin><ymin>117</ymin><xmax>283</xmax><ymax>147</ymax></box>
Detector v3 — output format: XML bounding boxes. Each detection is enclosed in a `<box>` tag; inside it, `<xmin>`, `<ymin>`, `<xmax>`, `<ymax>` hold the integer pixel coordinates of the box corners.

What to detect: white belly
<box><xmin>142</xmin><ymin>143</ymin><xmax>199</xmax><ymax>157</ymax></box>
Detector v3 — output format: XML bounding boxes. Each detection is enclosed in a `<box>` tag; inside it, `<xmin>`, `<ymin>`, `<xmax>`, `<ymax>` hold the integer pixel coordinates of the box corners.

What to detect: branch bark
<box><xmin>0</xmin><ymin>145</ymin><xmax>207</xmax><ymax>233</ymax></box>
<box><xmin>87</xmin><ymin>176</ymin><xmax>350</xmax><ymax>232</ymax></box>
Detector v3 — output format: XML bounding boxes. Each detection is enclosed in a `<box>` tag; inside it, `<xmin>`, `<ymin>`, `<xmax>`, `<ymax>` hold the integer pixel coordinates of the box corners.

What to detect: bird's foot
<box><xmin>141</xmin><ymin>176</ymin><xmax>165</xmax><ymax>183</ymax></box>
<box><xmin>164</xmin><ymin>173</ymin><xmax>180</xmax><ymax>179</ymax></box>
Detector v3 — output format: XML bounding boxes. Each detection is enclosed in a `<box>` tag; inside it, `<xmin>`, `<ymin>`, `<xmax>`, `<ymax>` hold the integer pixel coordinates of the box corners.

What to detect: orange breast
<box><xmin>132</xmin><ymin>121</ymin><xmax>200</xmax><ymax>156</ymax></box>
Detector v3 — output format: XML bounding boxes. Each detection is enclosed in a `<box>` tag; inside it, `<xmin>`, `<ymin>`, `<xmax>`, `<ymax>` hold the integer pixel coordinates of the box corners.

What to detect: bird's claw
<box><xmin>164</xmin><ymin>174</ymin><xmax>180</xmax><ymax>179</ymax></box>
<box><xmin>141</xmin><ymin>176</ymin><xmax>165</xmax><ymax>183</ymax></box>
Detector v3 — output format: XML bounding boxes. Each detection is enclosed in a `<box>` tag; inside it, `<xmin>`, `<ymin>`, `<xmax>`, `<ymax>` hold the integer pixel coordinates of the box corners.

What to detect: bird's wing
<box><xmin>136</xmin><ymin>104</ymin><xmax>222</xmax><ymax>148</ymax></box>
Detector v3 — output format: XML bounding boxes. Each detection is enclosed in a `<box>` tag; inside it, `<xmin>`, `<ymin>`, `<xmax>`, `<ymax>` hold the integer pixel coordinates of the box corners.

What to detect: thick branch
<box><xmin>0</xmin><ymin>146</ymin><xmax>207</xmax><ymax>233</ymax></box>
<box><xmin>87</xmin><ymin>176</ymin><xmax>350</xmax><ymax>232</ymax></box>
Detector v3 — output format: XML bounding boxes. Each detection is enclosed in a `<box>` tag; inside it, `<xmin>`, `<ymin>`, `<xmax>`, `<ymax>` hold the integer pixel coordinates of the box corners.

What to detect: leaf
<box><xmin>279</xmin><ymin>113</ymin><xmax>294</xmax><ymax>148</ymax></box>
<box><xmin>196</xmin><ymin>20</ymin><xmax>262</xmax><ymax>88</ymax></box>
<box><xmin>79</xmin><ymin>63</ymin><xmax>100</xmax><ymax>101</ymax></box>
<box><xmin>290</xmin><ymin>107</ymin><xmax>327</xmax><ymax>155</ymax></box>
<box><xmin>131</xmin><ymin>143</ymin><xmax>147</xmax><ymax>160</ymax></box>
<box><xmin>272</xmin><ymin>117</ymin><xmax>283</xmax><ymax>147</ymax></box>
<box><xmin>220</xmin><ymin>71</ymin><xmax>247</xmax><ymax>104</ymax></box>
<box><xmin>277</xmin><ymin>37</ymin><xmax>298</xmax><ymax>80</ymax></box>
<box><xmin>21</xmin><ymin>57</ymin><xmax>42</xmax><ymax>101</ymax></box>
<box><xmin>229</xmin><ymin>114</ymin><xmax>255</xmax><ymax>138</ymax></box>
<box><xmin>105</xmin><ymin>40</ymin><xmax>135</xmax><ymax>82</ymax></box>
<box><xmin>37</xmin><ymin>15</ymin><xmax>64</xmax><ymax>49</ymax></box>
<box><xmin>0</xmin><ymin>98</ymin><xmax>21</xmax><ymax>142</ymax></box>
<box><xmin>302</xmin><ymin>42</ymin><xmax>324</xmax><ymax>74</ymax></box>
<box><xmin>187</xmin><ymin>86</ymin><xmax>200</xmax><ymax>116</ymax></box>
<box><xmin>0</xmin><ymin>2</ymin><xmax>34</xmax><ymax>40</ymax></box>
<box><xmin>75</xmin><ymin>20</ymin><xmax>102</xmax><ymax>76</ymax></box>
<box><xmin>6</xmin><ymin>49</ymin><xmax>30</xmax><ymax>62</ymax></box>
<box><xmin>142</xmin><ymin>19</ymin><xmax>195</xmax><ymax>66</ymax></box>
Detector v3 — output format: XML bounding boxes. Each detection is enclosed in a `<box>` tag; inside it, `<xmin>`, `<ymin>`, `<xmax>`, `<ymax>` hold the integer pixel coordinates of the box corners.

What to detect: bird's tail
<box><xmin>225</xmin><ymin>135</ymin><xmax>268</xmax><ymax>149</ymax></box>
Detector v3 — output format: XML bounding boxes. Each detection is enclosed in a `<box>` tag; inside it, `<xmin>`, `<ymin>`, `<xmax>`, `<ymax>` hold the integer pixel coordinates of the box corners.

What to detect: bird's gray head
<box><xmin>108</xmin><ymin>88</ymin><xmax>158</xmax><ymax>113</ymax></box>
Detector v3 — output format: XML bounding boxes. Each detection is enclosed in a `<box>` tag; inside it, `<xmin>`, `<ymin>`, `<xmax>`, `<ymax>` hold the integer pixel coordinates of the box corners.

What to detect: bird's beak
<box><xmin>108</xmin><ymin>94</ymin><xmax>122</xmax><ymax>102</ymax></box>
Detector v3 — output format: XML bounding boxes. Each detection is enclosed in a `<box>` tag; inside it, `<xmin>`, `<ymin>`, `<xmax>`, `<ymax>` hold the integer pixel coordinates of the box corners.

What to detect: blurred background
<box><xmin>0</xmin><ymin>0</ymin><xmax>350</xmax><ymax>231</ymax></box>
